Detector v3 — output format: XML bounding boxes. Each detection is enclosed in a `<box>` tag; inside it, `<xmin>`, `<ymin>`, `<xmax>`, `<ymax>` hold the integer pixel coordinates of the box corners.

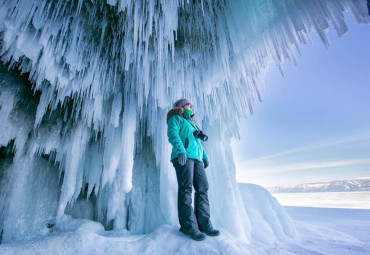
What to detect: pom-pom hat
<box><xmin>173</xmin><ymin>98</ymin><xmax>191</xmax><ymax>108</ymax></box>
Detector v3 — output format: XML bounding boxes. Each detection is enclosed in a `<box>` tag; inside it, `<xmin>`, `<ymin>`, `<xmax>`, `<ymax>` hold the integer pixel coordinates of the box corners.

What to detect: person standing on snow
<box><xmin>166</xmin><ymin>98</ymin><xmax>220</xmax><ymax>241</ymax></box>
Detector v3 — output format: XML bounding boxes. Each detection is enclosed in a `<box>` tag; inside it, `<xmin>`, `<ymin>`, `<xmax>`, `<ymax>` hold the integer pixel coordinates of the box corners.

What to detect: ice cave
<box><xmin>0</xmin><ymin>0</ymin><xmax>369</xmax><ymax>254</ymax></box>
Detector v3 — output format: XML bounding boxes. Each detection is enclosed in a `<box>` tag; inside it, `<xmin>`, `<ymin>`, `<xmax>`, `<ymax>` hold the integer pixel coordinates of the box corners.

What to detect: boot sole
<box><xmin>205</xmin><ymin>232</ymin><xmax>220</xmax><ymax>237</ymax></box>
<box><xmin>180</xmin><ymin>230</ymin><xmax>206</xmax><ymax>241</ymax></box>
<box><xmin>201</xmin><ymin>230</ymin><xmax>220</xmax><ymax>237</ymax></box>
<box><xmin>190</xmin><ymin>235</ymin><xmax>206</xmax><ymax>241</ymax></box>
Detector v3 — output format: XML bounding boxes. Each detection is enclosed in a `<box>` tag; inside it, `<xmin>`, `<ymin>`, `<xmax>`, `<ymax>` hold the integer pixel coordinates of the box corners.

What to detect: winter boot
<box><xmin>200</xmin><ymin>228</ymin><xmax>220</xmax><ymax>237</ymax></box>
<box><xmin>180</xmin><ymin>228</ymin><xmax>206</xmax><ymax>241</ymax></box>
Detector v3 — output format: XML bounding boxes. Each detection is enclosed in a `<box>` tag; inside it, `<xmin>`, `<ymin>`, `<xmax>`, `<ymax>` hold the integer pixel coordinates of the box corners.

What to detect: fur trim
<box><xmin>166</xmin><ymin>107</ymin><xmax>184</xmax><ymax>122</ymax></box>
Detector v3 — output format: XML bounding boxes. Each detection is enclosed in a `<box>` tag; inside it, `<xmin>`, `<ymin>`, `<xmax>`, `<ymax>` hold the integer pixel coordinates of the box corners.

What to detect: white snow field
<box><xmin>282</xmin><ymin>206</ymin><xmax>370</xmax><ymax>255</ymax></box>
<box><xmin>273</xmin><ymin>191</ymin><xmax>370</xmax><ymax>209</ymax></box>
<box><xmin>0</xmin><ymin>0</ymin><xmax>370</xmax><ymax>254</ymax></box>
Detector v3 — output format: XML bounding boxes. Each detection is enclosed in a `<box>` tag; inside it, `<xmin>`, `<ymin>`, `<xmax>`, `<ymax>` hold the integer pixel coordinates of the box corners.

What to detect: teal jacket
<box><xmin>167</xmin><ymin>107</ymin><xmax>208</xmax><ymax>162</ymax></box>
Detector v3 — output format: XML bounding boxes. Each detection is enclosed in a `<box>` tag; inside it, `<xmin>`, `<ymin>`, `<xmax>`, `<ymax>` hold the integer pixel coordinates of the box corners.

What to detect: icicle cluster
<box><xmin>0</xmin><ymin>0</ymin><xmax>368</xmax><ymax>243</ymax></box>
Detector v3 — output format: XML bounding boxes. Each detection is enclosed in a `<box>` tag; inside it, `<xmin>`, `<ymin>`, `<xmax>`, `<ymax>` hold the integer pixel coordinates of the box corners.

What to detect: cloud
<box><xmin>238</xmin><ymin>158</ymin><xmax>370</xmax><ymax>174</ymax></box>
<box><xmin>235</xmin><ymin>132</ymin><xmax>370</xmax><ymax>186</ymax></box>
<box><xmin>237</xmin><ymin>132</ymin><xmax>370</xmax><ymax>167</ymax></box>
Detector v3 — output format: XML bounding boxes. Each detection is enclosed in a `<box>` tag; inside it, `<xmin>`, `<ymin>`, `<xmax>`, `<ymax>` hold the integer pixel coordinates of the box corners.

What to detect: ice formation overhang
<box><xmin>0</xmin><ymin>0</ymin><xmax>369</xmax><ymax>244</ymax></box>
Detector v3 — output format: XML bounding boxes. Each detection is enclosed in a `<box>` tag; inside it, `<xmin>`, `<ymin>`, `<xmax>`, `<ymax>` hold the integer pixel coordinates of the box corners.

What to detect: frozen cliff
<box><xmin>0</xmin><ymin>0</ymin><xmax>369</xmax><ymax>251</ymax></box>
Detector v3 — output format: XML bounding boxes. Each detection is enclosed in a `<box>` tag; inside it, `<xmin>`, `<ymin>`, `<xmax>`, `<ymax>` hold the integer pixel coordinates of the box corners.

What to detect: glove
<box><xmin>178</xmin><ymin>153</ymin><xmax>187</xmax><ymax>166</ymax></box>
<box><xmin>203</xmin><ymin>158</ymin><xmax>209</xmax><ymax>169</ymax></box>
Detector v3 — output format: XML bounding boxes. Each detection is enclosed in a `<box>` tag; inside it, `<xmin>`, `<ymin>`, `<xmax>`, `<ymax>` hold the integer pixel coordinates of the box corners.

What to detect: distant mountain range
<box><xmin>267</xmin><ymin>178</ymin><xmax>370</xmax><ymax>193</ymax></box>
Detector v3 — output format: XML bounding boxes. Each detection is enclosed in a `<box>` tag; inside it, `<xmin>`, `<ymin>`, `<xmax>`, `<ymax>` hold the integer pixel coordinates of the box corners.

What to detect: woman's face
<box><xmin>183</xmin><ymin>103</ymin><xmax>192</xmax><ymax>110</ymax></box>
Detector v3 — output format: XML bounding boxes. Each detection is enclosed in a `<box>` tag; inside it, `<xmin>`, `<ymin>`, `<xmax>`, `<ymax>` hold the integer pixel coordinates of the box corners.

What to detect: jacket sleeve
<box><xmin>202</xmin><ymin>148</ymin><xmax>208</xmax><ymax>160</ymax></box>
<box><xmin>167</xmin><ymin>115</ymin><xmax>186</xmax><ymax>154</ymax></box>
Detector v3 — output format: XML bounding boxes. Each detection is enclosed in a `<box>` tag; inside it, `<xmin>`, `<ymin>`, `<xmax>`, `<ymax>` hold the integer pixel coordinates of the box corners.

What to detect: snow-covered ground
<box><xmin>274</xmin><ymin>192</ymin><xmax>370</xmax><ymax>254</ymax></box>
<box><xmin>285</xmin><ymin>207</ymin><xmax>370</xmax><ymax>245</ymax></box>
<box><xmin>282</xmin><ymin>206</ymin><xmax>370</xmax><ymax>255</ymax></box>
<box><xmin>1</xmin><ymin>193</ymin><xmax>369</xmax><ymax>255</ymax></box>
<box><xmin>1</xmin><ymin>208</ymin><xmax>369</xmax><ymax>255</ymax></box>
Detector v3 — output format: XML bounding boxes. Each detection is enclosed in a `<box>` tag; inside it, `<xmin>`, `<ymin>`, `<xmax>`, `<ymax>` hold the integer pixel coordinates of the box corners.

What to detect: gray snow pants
<box><xmin>172</xmin><ymin>157</ymin><xmax>213</xmax><ymax>233</ymax></box>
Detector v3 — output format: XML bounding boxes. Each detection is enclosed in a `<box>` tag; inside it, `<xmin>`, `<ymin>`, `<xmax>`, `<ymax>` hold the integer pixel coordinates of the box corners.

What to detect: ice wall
<box><xmin>0</xmin><ymin>0</ymin><xmax>369</xmax><ymax>244</ymax></box>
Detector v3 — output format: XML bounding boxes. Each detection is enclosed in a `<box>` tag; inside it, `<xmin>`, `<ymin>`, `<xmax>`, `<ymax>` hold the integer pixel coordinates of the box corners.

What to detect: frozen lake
<box><xmin>285</xmin><ymin>206</ymin><xmax>370</xmax><ymax>246</ymax></box>
<box><xmin>272</xmin><ymin>191</ymin><xmax>370</xmax><ymax>209</ymax></box>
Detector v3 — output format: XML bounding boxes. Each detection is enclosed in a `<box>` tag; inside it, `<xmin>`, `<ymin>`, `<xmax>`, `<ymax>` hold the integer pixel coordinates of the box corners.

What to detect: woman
<box><xmin>166</xmin><ymin>98</ymin><xmax>220</xmax><ymax>241</ymax></box>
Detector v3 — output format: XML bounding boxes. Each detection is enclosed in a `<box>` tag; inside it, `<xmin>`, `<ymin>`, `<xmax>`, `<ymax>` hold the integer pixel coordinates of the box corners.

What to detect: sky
<box><xmin>231</xmin><ymin>13</ymin><xmax>370</xmax><ymax>188</ymax></box>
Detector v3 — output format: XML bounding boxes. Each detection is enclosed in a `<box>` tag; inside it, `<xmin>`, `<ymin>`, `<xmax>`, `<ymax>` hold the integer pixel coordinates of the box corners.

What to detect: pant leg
<box><xmin>193</xmin><ymin>160</ymin><xmax>213</xmax><ymax>231</ymax></box>
<box><xmin>172</xmin><ymin>158</ymin><xmax>199</xmax><ymax>233</ymax></box>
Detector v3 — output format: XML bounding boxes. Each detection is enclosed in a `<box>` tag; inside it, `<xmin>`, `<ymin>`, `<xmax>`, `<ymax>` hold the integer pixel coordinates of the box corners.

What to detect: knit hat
<box><xmin>173</xmin><ymin>98</ymin><xmax>191</xmax><ymax>108</ymax></box>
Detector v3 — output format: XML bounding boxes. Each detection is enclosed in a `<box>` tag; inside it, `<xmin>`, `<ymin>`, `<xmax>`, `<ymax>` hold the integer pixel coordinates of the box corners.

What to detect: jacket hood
<box><xmin>166</xmin><ymin>107</ymin><xmax>184</xmax><ymax>122</ymax></box>
<box><xmin>166</xmin><ymin>107</ymin><xmax>195</xmax><ymax>122</ymax></box>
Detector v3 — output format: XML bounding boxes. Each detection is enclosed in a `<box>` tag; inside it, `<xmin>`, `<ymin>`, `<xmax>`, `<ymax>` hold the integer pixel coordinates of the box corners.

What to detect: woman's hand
<box><xmin>203</xmin><ymin>158</ymin><xmax>209</xmax><ymax>169</ymax></box>
<box><xmin>178</xmin><ymin>153</ymin><xmax>187</xmax><ymax>165</ymax></box>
